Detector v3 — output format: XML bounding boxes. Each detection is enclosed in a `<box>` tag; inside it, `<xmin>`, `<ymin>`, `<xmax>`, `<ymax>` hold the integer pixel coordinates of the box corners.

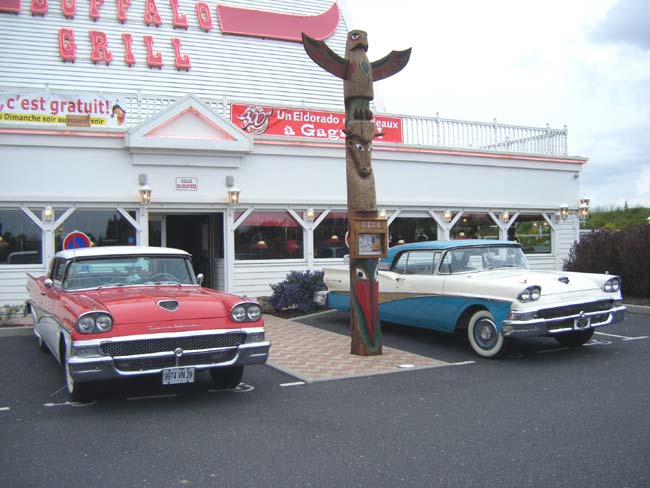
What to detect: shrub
<box><xmin>564</xmin><ymin>223</ymin><xmax>650</xmax><ymax>298</ymax></box>
<box><xmin>268</xmin><ymin>270</ymin><xmax>327</xmax><ymax>313</ymax></box>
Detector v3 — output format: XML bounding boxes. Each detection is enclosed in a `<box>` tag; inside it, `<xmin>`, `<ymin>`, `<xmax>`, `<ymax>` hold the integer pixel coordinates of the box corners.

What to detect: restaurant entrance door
<box><xmin>148</xmin><ymin>213</ymin><xmax>224</xmax><ymax>289</ymax></box>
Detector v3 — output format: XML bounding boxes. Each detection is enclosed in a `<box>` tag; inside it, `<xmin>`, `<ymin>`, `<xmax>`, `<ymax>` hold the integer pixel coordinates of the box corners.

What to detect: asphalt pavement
<box><xmin>0</xmin><ymin>309</ymin><xmax>648</xmax><ymax>488</ymax></box>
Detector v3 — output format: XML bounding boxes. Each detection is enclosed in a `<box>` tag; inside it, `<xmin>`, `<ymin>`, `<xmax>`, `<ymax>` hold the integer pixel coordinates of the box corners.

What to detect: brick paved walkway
<box><xmin>263</xmin><ymin>314</ymin><xmax>449</xmax><ymax>383</ymax></box>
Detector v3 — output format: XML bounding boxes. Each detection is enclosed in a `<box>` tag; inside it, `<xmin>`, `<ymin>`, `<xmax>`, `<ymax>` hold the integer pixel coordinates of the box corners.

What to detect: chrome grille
<box><xmin>536</xmin><ymin>300</ymin><xmax>613</xmax><ymax>319</ymax></box>
<box><xmin>101</xmin><ymin>334</ymin><xmax>246</xmax><ymax>357</ymax></box>
<box><xmin>114</xmin><ymin>350</ymin><xmax>237</xmax><ymax>372</ymax></box>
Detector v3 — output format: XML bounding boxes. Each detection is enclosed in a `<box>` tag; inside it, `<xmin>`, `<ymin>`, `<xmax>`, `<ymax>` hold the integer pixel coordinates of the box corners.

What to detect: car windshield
<box><xmin>439</xmin><ymin>246</ymin><xmax>529</xmax><ymax>274</ymax></box>
<box><xmin>62</xmin><ymin>255</ymin><xmax>196</xmax><ymax>290</ymax></box>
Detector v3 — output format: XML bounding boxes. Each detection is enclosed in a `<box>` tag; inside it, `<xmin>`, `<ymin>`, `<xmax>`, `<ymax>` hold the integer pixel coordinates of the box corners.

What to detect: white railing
<box><xmin>401</xmin><ymin>115</ymin><xmax>567</xmax><ymax>155</ymax></box>
<box><xmin>18</xmin><ymin>89</ymin><xmax>568</xmax><ymax>156</ymax></box>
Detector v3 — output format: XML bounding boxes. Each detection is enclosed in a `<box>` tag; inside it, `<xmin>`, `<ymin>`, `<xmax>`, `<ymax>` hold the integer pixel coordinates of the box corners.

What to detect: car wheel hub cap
<box><xmin>476</xmin><ymin>319</ymin><xmax>497</xmax><ymax>348</ymax></box>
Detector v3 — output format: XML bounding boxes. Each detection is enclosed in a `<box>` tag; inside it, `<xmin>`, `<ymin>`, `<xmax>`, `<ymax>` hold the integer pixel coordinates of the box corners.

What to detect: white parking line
<box><xmin>44</xmin><ymin>401</ymin><xmax>96</xmax><ymax>407</ymax></box>
<box><xmin>0</xmin><ymin>406</ymin><xmax>10</xmax><ymax>411</ymax></box>
<box><xmin>280</xmin><ymin>381</ymin><xmax>306</xmax><ymax>387</ymax></box>
<box><xmin>594</xmin><ymin>331</ymin><xmax>649</xmax><ymax>341</ymax></box>
<box><xmin>449</xmin><ymin>361</ymin><xmax>476</xmax><ymax>366</ymax></box>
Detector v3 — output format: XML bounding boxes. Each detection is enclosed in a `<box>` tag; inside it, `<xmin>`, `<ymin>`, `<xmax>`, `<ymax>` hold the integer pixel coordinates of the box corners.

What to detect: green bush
<box><xmin>269</xmin><ymin>270</ymin><xmax>327</xmax><ymax>313</ymax></box>
<box><xmin>564</xmin><ymin>223</ymin><xmax>650</xmax><ymax>298</ymax></box>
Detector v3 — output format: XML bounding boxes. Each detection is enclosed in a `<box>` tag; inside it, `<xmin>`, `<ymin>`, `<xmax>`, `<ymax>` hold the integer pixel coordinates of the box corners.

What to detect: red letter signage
<box><xmin>144</xmin><ymin>0</ymin><xmax>162</xmax><ymax>26</ymax></box>
<box><xmin>89</xmin><ymin>30</ymin><xmax>113</xmax><ymax>64</ymax></box>
<box><xmin>122</xmin><ymin>33</ymin><xmax>135</xmax><ymax>66</ymax></box>
<box><xmin>117</xmin><ymin>0</ymin><xmax>130</xmax><ymax>23</ymax></box>
<box><xmin>195</xmin><ymin>2</ymin><xmax>212</xmax><ymax>32</ymax></box>
<box><xmin>58</xmin><ymin>28</ymin><xmax>76</xmax><ymax>62</ymax></box>
<box><xmin>89</xmin><ymin>0</ymin><xmax>103</xmax><ymax>21</ymax></box>
<box><xmin>171</xmin><ymin>38</ymin><xmax>190</xmax><ymax>70</ymax></box>
<box><xmin>144</xmin><ymin>35</ymin><xmax>163</xmax><ymax>68</ymax></box>
<box><xmin>169</xmin><ymin>0</ymin><xmax>187</xmax><ymax>29</ymax></box>
<box><xmin>31</xmin><ymin>0</ymin><xmax>48</xmax><ymax>16</ymax></box>
<box><xmin>0</xmin><ymin>0</ymin><xmax>21</xmax><ymax>13</ymax></box>
<box><xmin>61</xmin><ymin>0</ymin><xmax>75</xmax><ymax>18</ymax></box>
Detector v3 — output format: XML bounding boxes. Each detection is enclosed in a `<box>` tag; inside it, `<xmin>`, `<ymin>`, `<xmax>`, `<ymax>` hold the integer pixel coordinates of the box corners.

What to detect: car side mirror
<box><xmin>196</xmin><ymin>273</ymin><xmax>204</xmax><ymax>286</ymax></box>
<box><xmin>44</xmin><ymin>278</ymin><xmax>53</xmax><ymax>289</ymax></box>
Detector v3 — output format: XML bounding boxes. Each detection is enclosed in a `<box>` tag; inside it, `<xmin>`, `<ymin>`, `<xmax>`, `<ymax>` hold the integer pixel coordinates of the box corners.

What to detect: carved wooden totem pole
<box><xmin>302</xmin><ymin>30</ymin><xmax>411</xmax><ymax>355</ymax></box>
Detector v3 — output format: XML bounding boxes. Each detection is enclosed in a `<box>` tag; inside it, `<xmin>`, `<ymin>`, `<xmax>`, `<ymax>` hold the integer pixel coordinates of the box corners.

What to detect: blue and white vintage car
<box><xmin>321</xmin><ymin>240</ymin><xmax>626</xmax><ymax>357</ymax></box>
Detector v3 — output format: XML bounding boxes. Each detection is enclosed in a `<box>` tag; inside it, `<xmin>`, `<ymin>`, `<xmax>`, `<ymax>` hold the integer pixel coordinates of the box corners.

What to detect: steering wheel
<box><xmin>149</xmin><ymin>273</ymin><xmax>178</xmax><ymax>282</ymax></box>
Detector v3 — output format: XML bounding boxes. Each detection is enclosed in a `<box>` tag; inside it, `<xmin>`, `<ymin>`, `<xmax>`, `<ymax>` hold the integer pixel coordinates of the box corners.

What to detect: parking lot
<box><xmin>1</xmin><ymin>310</ymin><xmax>648</xmax><ymax>487</ymax></box>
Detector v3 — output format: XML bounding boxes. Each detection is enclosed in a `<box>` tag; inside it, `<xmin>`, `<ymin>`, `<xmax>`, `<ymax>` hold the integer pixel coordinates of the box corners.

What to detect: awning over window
<box><xmin>238</xmin><ymin>211</ymin><xmax>300</xmax><ymax>227</ymax></box>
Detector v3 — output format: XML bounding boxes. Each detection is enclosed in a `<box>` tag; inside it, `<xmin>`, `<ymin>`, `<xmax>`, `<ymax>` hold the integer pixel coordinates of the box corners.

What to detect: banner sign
<box><xmin>230</xmin><ymin>103</ymin><xmax>403</xmax><ymax>144</ymax></box>
<box><xmin>0</xmin><ymin>92</ymin><xmax>128</xmax><ymax>129</ymax></box>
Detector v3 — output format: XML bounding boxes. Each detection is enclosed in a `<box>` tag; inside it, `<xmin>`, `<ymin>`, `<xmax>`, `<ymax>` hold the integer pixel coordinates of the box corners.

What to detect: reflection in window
<box><xmin>0</xmin><ymin>209</ymin><xmax>42</xmax><ymax>264</ymax></box>
<box><xmin>508</xmin><ymin>214</ymin><xmax>552</xmax><ymax>253</ymax></box>
<box><xmin>315</xmin><ymin>212</ymin><xmax>348</xmax><ymax>259</ymax></box>
<box><xmin>450</xmin><ymin>213</ymin><xmax>498</xmax><ymax>240</ymax></box>
<box><xmin>389</xmin><ymin>216</ymin><xmax>437</xmax><ymax>246</ymax></box>
<box><xmin>55</xmin><ymin>210</ymin><xmax>137</xmax><ymax>252</ymax></box>
<box><xmin>235</xmin><ymin>211</ymin><xmax>304</xmax><ymax>260</ymax></box>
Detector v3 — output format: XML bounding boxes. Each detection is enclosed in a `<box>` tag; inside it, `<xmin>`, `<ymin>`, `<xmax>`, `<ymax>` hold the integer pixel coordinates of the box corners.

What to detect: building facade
<box><xmin>0</xmin><ymin>0</ymin><xmax>587</xmax><ymax>307</ymax></box>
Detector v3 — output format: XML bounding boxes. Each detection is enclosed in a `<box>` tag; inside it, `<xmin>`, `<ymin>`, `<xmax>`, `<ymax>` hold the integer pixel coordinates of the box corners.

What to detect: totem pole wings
<box><xmin>301</xmin><ymin>31</ymin><xmax>412</xmax><ymax>84</ymax></box>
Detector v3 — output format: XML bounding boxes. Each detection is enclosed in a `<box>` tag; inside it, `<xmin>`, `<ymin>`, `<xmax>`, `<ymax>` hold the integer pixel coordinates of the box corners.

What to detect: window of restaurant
<box><xmin>234</xmin><ymin>211</ymin><xmax>304</xmax><ymax>260</ymax></box>
<box><xmin>450</xmin><ymin>213</ymin><xmax>499</xmax><ymax>240</ymax></box>
<box><xmin>508</xmin><ymin>214</ymin><xmax>552</xmax><ymax>253</ymax></box>
<box><xmin>314</xmin><ymin>212</ymin><xmax>348</xmax><ymax>258</ymax></box>
<box><xmin>54</xmin><ymin>209</ymin><xmax>137</xmax><ymax>251</ymax></box>
<box><xmin>388</xmin><ymin>216</ymin><xmax>438</xmax><ymax>246</ymax></box>
<box><xmin>0</xmin><ymin>208</ymin><xmax>43</xmax><ymax>264</ymax></box>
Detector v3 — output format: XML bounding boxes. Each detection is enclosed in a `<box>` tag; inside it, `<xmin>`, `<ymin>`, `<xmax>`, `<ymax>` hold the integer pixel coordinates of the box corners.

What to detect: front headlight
<box><xmin>230</xmin><ymin>302</ymin><xmax>263</xmax><ymax>323</ymax></box>
<box><xmin>518</xmin><ymin>286</ymin><xmax>541</xmax><ymax>303</ymax></box>
<box><xmin>603</xmin><ymin>277</ymin><xmax>621</xmax><ymax>292</ymax></box>
<box><xmin>75</xmin><ymin>312</ymin><xmax>113</xmax><ymax>334</ymax></box>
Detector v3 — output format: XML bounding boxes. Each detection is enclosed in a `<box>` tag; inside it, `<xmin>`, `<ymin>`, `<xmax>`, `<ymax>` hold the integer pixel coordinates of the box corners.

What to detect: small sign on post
<box><xmin>348</xmin><ymin>216</ymin><xmax>388</xmax><ymax>259</ymax></box>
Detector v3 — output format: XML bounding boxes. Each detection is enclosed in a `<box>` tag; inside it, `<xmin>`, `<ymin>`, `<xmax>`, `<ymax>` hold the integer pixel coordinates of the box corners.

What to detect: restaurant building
<box><xmin>0</xmin><ymin>0</ymin><xmax>587</xmax><ymax>308</ymax></box>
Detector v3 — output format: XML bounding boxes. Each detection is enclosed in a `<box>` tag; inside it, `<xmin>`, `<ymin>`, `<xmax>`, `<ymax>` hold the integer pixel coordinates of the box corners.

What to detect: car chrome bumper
<box><xmin>67</xmin><ymin>329</ymin><xmax>271</xmax><ymax>383</ymax></box>
<box><xmin>502</xmin><ymin>305</ymin><xmax>626</xmax><ymax>337</ymax></box>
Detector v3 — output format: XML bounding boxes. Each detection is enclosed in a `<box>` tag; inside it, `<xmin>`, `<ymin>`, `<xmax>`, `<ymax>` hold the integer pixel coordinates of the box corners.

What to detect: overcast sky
<box><xmin>344</xmin><ymin>0</ymin><xmax>649</xmax><ymax>209</ymax></box>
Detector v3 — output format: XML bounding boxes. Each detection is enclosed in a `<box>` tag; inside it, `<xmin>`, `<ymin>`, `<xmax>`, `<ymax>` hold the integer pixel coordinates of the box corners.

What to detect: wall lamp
<box><xmin>579</xmin><ymin>198</ymin><xmax>590</xmax><ymax>222</ymax></box>
<box><xmin>139</xmin><ymin>184</ymin><xmax>152</xmax><ymax>204</ymax></box>
<box><xmin>501</xmin><ymin>210</ymin><xmax>510</xmax><ymax>224</ymax></box>
<box><xmin>443</xmin><ymin>210</ymin><xmax>452</xmax><ymax>224</ymax></box>
<box><xmin>43</xmin><ymin>206</ymin><xmax>54</xmax><ymax>224</ymax></box>
<box><xmin>559</xmin><ymin>204</ymin><xmax>569</xmax><ymax>220</ymax></box>
<box><xmin>226</xmin><ymin>175</ymin><xmax>240</xmax><ymax>205</ymax></box>
<box><xmin>306</xmin><ymin>208</ymin><xmax>315</xmax><ymax>222</ymax></box>
<box><xmin>138</xmin><ymin>173</ymin><xmax>152</xmax><ymax>205</ymax></box>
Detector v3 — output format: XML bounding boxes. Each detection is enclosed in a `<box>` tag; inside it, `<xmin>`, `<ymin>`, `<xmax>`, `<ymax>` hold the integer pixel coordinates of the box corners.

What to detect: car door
<box><xmin>379</xmin><ymin>250</ymin><xmax>447</xmax><ymax>330</ymax></box>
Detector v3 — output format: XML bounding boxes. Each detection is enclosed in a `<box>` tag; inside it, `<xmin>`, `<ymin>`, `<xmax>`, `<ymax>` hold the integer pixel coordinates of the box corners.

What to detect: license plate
<box><xmin>162</xmin><ymin>367</ymin><xmax>195</xmax><ymax>385</ymax></box>
<box><xmin>574</xmin><ymin>316</ymin><xmax>591</xmax><ymax>330</ymax></box>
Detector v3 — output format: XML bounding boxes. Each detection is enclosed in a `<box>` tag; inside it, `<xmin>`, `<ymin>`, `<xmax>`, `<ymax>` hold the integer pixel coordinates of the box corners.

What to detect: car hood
<box><xmin>460</xmin><ymin>269</ymin><xmax>601</xmax><ymax>296</ymax></box>
<box><xmin>72</xmin><ymin>286</ymin><xmax>228</xmax><ymax>325</ymax></box>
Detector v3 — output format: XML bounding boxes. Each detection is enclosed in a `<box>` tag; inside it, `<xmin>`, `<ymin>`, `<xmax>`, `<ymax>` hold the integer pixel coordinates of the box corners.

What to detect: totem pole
<box><xmin>302</xmin><ymin>30</ymin><xmax>411</xmax><ymax>355</ymax></box>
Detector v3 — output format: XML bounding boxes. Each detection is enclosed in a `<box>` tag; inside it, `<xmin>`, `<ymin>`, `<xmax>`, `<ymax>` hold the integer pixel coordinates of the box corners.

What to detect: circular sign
<box><xmin>63</xmin><ymin>231</ymin><xmax>91</xmax><ymax>250</ymax></box>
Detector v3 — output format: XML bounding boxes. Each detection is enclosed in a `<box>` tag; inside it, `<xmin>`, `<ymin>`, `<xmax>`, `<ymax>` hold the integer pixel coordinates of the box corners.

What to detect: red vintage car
<box><xmin>26</xmin><ymin>246</ymin><xmax>270</xmax><ymax>401</ymax></box>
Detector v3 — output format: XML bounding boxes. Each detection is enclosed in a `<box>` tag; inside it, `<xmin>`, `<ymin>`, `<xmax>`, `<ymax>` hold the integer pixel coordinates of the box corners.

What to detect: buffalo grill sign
<box><xmin>231</xmin><ymin>104</ymin><xmax>404</xmax><ymax>144</ymax></box>
<box><xmin>0</xmin><ymin>1</ymin><xmax>342</xmax><ymax>70</ymax></box>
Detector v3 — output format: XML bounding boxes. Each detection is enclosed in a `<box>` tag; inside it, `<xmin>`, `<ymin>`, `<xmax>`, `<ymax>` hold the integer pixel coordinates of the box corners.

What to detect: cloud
<box><xmin>590</xmin><ymin>0</ymin><xmax>650</xmax><ymax>50</ymax></box>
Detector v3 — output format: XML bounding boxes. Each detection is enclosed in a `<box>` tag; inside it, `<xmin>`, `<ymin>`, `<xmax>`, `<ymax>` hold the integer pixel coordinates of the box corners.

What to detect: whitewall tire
<box><xmin>467</xmin><ymin>310</ymin><xmax>505</xmax><ymax>358</ymax></box>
